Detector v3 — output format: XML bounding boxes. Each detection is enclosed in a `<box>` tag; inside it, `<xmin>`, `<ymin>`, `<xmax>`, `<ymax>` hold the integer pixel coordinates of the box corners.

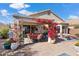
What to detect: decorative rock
<box><xmin>1</xmin><ymin>50</ymin><xmax>9</xmax><ymax>55</ymax></box>
<box><xmin>13</xmin><ymin>50</ymin><xmax>19</xmax><ymax>54</ymax></box>
<box><xmin>14</xmin><ymin>52</ymin><xmax>25</xmax><ymax>56</ymax></box>
<box><xmin>7</xmin><ymin>52</ymin><xmax>15</xmax><ymax>56</ymax></box>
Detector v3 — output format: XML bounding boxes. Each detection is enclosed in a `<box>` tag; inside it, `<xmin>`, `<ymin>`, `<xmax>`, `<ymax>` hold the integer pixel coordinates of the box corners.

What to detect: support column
<box><xmin>66</xmin><ymin>27</ymin><xmax>69</xmax><ymax>36</ymax></box>
<box><xmin>60</xmin><ymin>25</ymin><xmax>63</xmax><ymax>38</ymax></box>
<box><xmin>67</xmin><ymin>27</ymin><xmax>69</xmax><ymax>34</ymax></box>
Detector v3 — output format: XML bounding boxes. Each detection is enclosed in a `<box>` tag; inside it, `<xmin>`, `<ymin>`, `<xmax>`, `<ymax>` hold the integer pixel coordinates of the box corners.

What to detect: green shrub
<box><xmin>75</xmin><ymin>34</ymin><xmax>79</xmax><ymax>37</ymax></box>
<box><xmin>0</xmin><ymin>27</ymin><xmax>9</xmax><ymax>39</ymax></box>
<box><xmin>4</xmin><ymin>39</ymin><xmax>11</xmax><ymax>45</ymax></box>
<box><xmin>74</xmin><ymin>25</ymin><xmax>79</xmax><ymax>29</ymax></box>
<box><xmin>75</xmin><ymin>42</ymin><xmax>79</xmax><ymax>46</ymax></box>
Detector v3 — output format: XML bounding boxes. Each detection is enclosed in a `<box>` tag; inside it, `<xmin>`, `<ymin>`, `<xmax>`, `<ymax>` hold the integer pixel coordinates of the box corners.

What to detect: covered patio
<box><xmin>13</xmin><ymin>15</ymin><xmax>70</xmax><ymax>43</ymax></box>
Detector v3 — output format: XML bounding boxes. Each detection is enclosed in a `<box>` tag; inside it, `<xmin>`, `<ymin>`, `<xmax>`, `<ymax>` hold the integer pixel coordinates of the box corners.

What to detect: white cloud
<box><xmin>0</xmin><ymin>9</ymin><xmax>9</xmax><ymax>16</ymax></box>
<box><xmin>9</xmin><ymin>3</ymin><xmax>30</xmax><ymax>10</ymax></box>
<box><xmin>18</xmin><ymin>10</ymin><xmax>33</xmax><ymax>16</ymax></box>
<box><xmin>68</xmin><ymin>15</ymin><xmax>79</xmax><ymax>19</ymax></box>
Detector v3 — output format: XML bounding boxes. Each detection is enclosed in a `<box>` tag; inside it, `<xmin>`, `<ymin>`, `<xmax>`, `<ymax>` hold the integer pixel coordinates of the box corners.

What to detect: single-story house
<box><xmin>13</xmin><ymin>9</ymin><xmax>69</xmax><ymax>39</ymax></box>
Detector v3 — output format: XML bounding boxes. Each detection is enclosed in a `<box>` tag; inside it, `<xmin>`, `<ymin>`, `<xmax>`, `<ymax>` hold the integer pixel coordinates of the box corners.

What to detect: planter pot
<box><xmin>48</xmin><ymin>37</ymin><xmax>55</xmax><ymax>43</ymax></box>
<box><xmin>24</xmin><ymin>38</ymin><xmax>32</xmax><ymax>44</ymax></box>
<box><xmin>3</xmin><ymin>44</ymin><xmax>11</xmax><ymax>49</ymax></box>
<box><xmin>32</xmin><ymin>39</ymin><xmax>38</xmax><ymax>43</ymax></box>
<box><xmin>11</xmin><ymin>42</ymin><xmax>19</xmax><ymax>50</ymax></box>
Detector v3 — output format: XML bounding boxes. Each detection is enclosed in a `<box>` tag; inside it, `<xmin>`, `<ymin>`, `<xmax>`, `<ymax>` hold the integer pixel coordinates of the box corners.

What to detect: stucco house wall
<box><xmin>66</xmin><ymin>19</ymin><xmax>79</xmax><ymax>36</ymax></box>
<box><xmin>70</xmin><ymin>28</ymin><xmax>79</xmax><ymax>35</ymax></box>
<box><xmin>29</xmin><ymin>10</ymin><xmax>64</xmax><ymax>23</ymax></box>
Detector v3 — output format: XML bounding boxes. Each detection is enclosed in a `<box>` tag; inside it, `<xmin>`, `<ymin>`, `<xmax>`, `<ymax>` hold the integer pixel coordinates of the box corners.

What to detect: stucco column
<box><xmin>65</xmin><ymin>27</ymin><xmax>69</xmax><ymax>37</ymax></box>
<box><xmin>60</xmin><ymin>25</ymin><xmax>63</xmax><ymax>38</ymax></box>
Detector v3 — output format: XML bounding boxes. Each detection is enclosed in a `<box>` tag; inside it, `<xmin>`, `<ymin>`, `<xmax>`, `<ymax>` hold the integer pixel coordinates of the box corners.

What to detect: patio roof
<box><xmin>13</xmin><ymin>14</ymin><xmax>54</xmax><ymax>22</ymax></box>
<box><xmin>29</xmin><ymin>9</ymin><xmax>65</xmax><ymax>22</ymax></box>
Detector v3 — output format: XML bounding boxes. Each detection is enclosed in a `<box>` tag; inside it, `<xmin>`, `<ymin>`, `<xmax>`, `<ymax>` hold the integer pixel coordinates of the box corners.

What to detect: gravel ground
<box><xmin>0</xmin><ymin>39</ymin><xmax>78</xmax><ymax>56</ymax></box>
<box><xmin>0</xmin><ymin>39</ymin><xmax>36</xmax><ymax>56</ymax></box>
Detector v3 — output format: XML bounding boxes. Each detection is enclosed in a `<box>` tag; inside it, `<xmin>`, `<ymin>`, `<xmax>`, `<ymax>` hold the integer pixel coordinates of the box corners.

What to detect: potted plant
<box><xmin>3</xmin><ymin>39</ymin><xmax>11</xmax><ymax>49</ymax></box>
<box><xmin>11</xmin><ymin>42</ymin><xmax>19</xmax><ymax>50</ymax></box>
<box><xmin>10</xmin><ymin>38</ymin><xmax>19</xmax><ymax>50</ymax></box>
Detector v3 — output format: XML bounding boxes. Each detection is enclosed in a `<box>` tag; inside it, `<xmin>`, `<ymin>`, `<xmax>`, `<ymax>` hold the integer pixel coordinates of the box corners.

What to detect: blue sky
<box><xmin>0</xmin><ymin>3</ymin><xmax>79</xmax><ymax>24</ymax></box>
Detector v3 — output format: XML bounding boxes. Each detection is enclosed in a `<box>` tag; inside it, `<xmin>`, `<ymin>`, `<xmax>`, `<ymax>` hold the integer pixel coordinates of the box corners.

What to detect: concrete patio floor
<box><xmin>30</xmin><ymin>40</ymin><xmax>78</xmax><ymax>56</ymax></box>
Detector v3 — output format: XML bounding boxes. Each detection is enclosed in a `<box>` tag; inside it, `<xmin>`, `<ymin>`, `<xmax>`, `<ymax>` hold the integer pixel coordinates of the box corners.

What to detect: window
<box><xmin>62</xmin><ymin>26</ymin><xmax>65</xmax><ymax>33</ymax></box>
<box><xmin>56</xmin><ymin>26</ymin><xmax>60</xmax><ymax>33</ymax></box>
<box><xmin>31</xmin><ymin>25</ymin><xmax>44</xmax><ymax>34</ymax></box>
<box><xmin>62</xmin><ymin>26</ymin><xmax>67</xmax><ymax>34</ymax></box>
<box><xmin>23</xmin><ymin>25</ymin><xmax>30</xmax><ymax>34</ymax></box>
